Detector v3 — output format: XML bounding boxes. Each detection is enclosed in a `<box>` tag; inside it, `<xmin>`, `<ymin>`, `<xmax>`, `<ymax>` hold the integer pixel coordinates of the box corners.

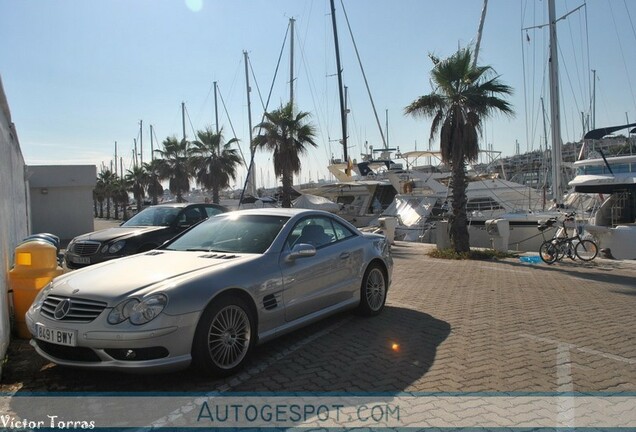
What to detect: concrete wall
<box><xmin>28</xmin><ymin>165</ymin><xmax>96</xmax><ymax>242</ymax></box>
<box><xmin>0</xmin><ymin>77</ymin><xmax>30</xmax><ymax>379</ymax></box>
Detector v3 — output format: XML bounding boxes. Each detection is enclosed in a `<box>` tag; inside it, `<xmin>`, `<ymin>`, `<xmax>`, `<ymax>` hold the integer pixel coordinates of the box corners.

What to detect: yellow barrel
<box><xmin>8</xmin><ymin>240</ymin><xmax>64</xmax><ymax>338</ymax></box>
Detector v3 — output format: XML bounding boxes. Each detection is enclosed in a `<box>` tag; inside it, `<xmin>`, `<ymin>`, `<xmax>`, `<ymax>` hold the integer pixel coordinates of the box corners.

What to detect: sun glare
<box><xmin>185</xmin><ymin>0</ymin><xmax>203</xmax><ymax>13</ymax></box>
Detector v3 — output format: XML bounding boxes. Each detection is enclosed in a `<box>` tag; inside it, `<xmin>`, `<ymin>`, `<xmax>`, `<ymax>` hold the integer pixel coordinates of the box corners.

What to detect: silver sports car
<box><xmin>26</xmin><ymin>209</ymin><xmax>392</xmax><ymax>376</ymax></box>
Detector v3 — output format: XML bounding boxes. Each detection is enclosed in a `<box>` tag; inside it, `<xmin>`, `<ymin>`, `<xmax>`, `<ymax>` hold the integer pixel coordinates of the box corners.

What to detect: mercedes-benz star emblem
<box><xmin>54</xmin><ymin>299</ymin><xmax>72</xmax><ymax>320</ymax></box>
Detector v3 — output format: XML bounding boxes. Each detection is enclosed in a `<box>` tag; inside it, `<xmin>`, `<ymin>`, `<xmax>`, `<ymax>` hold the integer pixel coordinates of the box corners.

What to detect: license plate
<box><xmin>69</xmin><ymin>255</ymin><xmax>91</xmax><ymax>264</ymax></box>
<box><xmin>36</xmin><ymin>324</ymin><xmax>77</xmax><ymax>347</ymax></box>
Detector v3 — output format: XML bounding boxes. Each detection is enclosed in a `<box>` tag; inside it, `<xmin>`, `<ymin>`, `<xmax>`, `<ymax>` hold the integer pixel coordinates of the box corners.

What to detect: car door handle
<box><xmin>339</xmin><ymin>252</ymin><xmax>350</xmax><ymax>259</ymax></box>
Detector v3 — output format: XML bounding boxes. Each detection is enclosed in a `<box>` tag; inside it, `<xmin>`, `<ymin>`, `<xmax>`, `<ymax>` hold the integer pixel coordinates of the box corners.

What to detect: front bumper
<box><xmin>26</xmin><ymin>309</ymin><xmax>200</xmax><ymax>373</ymax></box>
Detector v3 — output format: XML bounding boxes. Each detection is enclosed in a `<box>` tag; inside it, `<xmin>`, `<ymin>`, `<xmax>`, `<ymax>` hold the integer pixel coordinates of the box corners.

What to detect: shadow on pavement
<box><xmin>497</xmin><ymin>258</ymin><xmax>636</xmax><ymax>291</ymax></box>
<box><xmin>1</xmin><ymin>307</ymin><xmax>449</xmax><ymax>394</ymax></box>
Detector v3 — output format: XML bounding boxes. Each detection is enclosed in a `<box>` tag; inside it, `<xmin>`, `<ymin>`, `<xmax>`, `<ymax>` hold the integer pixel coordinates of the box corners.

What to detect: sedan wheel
<box><xmin>358</xmin><ymin>264</ymin><xmax>387</xmax><ymax>316</ymax></box>
<box><xmin>192</xmin><ymin>296</ymin><xmax>254</xmax><ymax>376</ymax></box>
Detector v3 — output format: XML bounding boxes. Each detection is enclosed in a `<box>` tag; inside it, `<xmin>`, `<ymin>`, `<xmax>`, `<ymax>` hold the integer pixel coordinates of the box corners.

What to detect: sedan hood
<box><xmin>53</xmin><ymin>251</ymin><xmax>255</xmax><ymax>302</ymax></box>
<box><xmin>73</xmin><ymin>226</ymin><xmax>168</xmax><ymax>242</ymax></box>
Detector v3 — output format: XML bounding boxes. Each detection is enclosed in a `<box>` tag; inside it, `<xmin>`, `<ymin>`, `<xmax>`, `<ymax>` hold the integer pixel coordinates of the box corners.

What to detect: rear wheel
<box><xmin>191</xmin><ymin>295</ymin><xmax>255</xmax><ymax>376</ymax></box>
<box><xmin>357</xmin><ymin>264</ymin><xmax>387</xmax><ymax>316</ymax></box>
<box><xmin>575</xmin><ymin>239</ymin><xmax>598</xmax><ymax>261</ymax></box>
<box><xmin>539</xmin><ymin>241</ymin><xmax>558</xmax><ymax>264</ymax></box>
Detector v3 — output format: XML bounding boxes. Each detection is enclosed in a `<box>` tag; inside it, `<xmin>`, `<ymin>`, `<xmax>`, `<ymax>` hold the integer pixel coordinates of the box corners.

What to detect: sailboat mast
<box><xmin>181</xmin><ymin>102</ymin><xmax>186</xmax><ymax>143</ymax></box>
<box><xmin>473</xmin><ymin>0</ymin><xmax>488</xmax><ymax>67</ymax></box>
<box><xmin>289</xmin><ymin>18</ymin><xmax>295</xmax><ymax>108</ymax></box>
<box><xmin>214</xmin><ymin>81</ymin><xmax>219</xmax><ymax>134</ymax></box>
<box><xmin>330</xmin><ymin>0</ymin><xmax>348</xmax><ymax>163</ymax></box>
<box><xmin>139</xmin><ymin>120</ymin><xmax>143</xmax><ymax>167</ymax></box>
<box><xmin>243</xmin><ymin>50</ymin><xmax>256</xmax><ymax>197</ymax></box>
<box><xmin>548</xmin><ymin>0</ymin><xmax>563</xmax><ymax>200</ymax></box>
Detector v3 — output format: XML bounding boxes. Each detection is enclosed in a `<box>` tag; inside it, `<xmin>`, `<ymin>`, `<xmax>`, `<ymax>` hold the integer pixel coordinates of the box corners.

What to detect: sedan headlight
<box><xmin>107</xmin><ymin>294</ymin><xmax>167</xmax><ymax>325</ymax></box>
<box><xmin>29</xmin><ymin>283</ymin><xmax>54</xmax><ymax>313</ymax></box>
<box><xmin>108</xmin><ymin>240</ymin><xmax>126</xmax><ymax>254</ymax></box>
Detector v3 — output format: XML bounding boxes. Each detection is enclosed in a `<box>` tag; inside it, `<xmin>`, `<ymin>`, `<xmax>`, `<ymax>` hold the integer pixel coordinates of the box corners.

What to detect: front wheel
<box><xmin>539</xmin><ymin>241</ymin><xmax>559</xmax><ymax>264</ymax></box>
<box><xmin>357</xmin><ymin>264</ymin><xmax>387</xmax><ymax>316</ymax></box>
<box><xmin>191</xmin><ymin>295</ymin><xmax>255</xmax><ymax>377</ymax></box>
<box><xmin>575</xmin><ymin>239</ymin><xmax>598</xmax><ymax>261</ymax></box>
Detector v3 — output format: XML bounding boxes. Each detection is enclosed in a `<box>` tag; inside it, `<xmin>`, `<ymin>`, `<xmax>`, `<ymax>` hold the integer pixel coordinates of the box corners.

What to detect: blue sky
<box><xmin>2</xmin><ymin>0</ymin><xmax>636</xmax><ymax>188</ymax></box>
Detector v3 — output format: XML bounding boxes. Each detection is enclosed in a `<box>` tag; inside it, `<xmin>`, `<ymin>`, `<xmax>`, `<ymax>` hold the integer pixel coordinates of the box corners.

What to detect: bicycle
<box><xmin>537</xmin><ymin>211</ymin><xmax>599</xmax><ymax>264</ymax></box>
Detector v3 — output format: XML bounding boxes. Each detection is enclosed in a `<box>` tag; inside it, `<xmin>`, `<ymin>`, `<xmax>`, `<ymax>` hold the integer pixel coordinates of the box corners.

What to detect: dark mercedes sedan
<box><xmin>65</xmin><ymin>203</ymin><xmax>228</xmax><ymax>269</ymax></box>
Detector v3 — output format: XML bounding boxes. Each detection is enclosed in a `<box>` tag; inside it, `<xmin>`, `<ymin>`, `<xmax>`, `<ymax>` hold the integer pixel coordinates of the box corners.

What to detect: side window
<box><xmin>177</xmin><ymin>207</ymin><xmax>204</xmax><ymax>226</ymax></box>
<box><xmin>286</xmin><ymin>217</ymin><xmax>336</xmax><ymax>249</ymax></box>
<box><xmin>203</xmin><ymin>206</ymin><xmax>224</xmax><ymax>218</ymax></box>
<box><xmin>330</xmin><ymin>219</ymin><xmax>356</xmax><ymax>241</ymax></box>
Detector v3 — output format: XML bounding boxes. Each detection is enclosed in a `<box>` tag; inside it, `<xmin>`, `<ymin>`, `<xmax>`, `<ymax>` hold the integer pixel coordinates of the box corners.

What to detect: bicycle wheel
<box><xmin>575</xmin><ymin>239</ymin><xmax>598</xmax><ymax>261</ymax></box>
<box><xmin>539</xmin><ymin>240</ymin><xmax>559</xmax><ymax>264</ymax></box>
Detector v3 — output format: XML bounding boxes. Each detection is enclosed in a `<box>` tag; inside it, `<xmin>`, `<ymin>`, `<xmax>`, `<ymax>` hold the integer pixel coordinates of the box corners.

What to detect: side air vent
<box><xmin>145</xmin><ymin>251</ymin><xmax>164</xmax><ymax>256</ymax></box>
<box><xmin>263</xmin><ymin>294</ymin><xmax>278</xmax><ymax>310</ymax></box>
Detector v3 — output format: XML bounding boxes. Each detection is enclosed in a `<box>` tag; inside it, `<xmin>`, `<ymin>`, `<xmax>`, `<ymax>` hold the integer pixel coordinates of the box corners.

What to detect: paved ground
<box><xmin>2</xmin><ymin>231</ymin><xmax>635</xmax><ymax>395</ymax></box>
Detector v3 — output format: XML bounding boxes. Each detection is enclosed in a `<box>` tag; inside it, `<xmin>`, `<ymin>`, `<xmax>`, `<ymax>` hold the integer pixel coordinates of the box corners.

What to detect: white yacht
<box><xmin>569</xmin><ymin>150</ymin><xmax>636</xmax><ymax>260</ymax></box>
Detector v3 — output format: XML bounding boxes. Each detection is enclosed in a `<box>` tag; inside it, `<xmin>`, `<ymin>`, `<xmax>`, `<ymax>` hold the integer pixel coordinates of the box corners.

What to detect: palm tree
<box><xmin>111</xmin><ymin>177</ymin><xmax>129</xmax><ymax>220</ymax></box>
<box><xmin>93</xmin><ymin>179</ymin><xmax>105</xmax><ymax>218</ymax></box>
<box><xmin>143</xmin><ymin>160</ymin><xmax>164</xmax><ymax>205</ymax></box>
<box><xmin>253</xmin><ymin>102</ymin><xmax>317</xmax><ymax>208</ymax></box>
<box><xmin>155</xmin><ymin>137</ymin><xmax>191</xmax><ymax>203</ymax></box>
<box><xmin>96</xmin><ymin>169</ymin><xmax>117</xmax><ymax>219</ymax></box>
<box><xmin>190</xmin><ymin>127</ymin><xmax>242</xmax><ymax>204</ymax></box>
<box><xmin>404</xmin><ymin>47</ymin><xmax>513</xmax><ymax>253</ymax></box>
<box><xmin>125</xmin><ymin>166</ymin><xmax>147</xmax><ymax>213</ymax></box>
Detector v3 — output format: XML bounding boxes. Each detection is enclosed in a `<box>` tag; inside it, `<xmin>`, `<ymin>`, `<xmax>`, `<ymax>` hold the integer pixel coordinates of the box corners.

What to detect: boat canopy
<box><xmin>583</xmin><ymin>122</ymin><xmax>636</xmax><ymax>140</ymax></box>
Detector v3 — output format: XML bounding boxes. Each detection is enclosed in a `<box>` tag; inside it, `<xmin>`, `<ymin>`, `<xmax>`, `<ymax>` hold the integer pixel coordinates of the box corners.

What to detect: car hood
<box><xmin>73</xmin><ymin>226</ymin><xmax>168</xmax><ymax>242</ymax></box>
<box><xmin>52</xmin><ymin>250</ymin><xmax>255</xmax><ymax>302</ymax></box>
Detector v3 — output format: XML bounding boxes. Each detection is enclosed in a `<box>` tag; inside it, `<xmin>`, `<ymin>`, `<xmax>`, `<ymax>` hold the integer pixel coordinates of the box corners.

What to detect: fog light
<box><xmin>125</xmin><ymin>349</ymin><xmax>136</xmax><ymax>360</ymax></box>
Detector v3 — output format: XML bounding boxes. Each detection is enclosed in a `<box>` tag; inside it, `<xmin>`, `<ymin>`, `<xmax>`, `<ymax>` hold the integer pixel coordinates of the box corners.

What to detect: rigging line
<box><xmin>295</xmin><ymin>23</ymin><xmax>331</xmax><ymax>161</ymax></box>
<box><xmin>183</xmin><ymin>104</ymin><xmax>198</xmax><ymax>144</ymax></box>
<box><xmin>216</xmin><ymin>84</ymin><xmax>247</xmax><ymax>167</ymax></box>
<box><xmin>339</xmin><ymin>0</ymin><xmax>387</xmax><ymax>148</ymax></box>
<box><xmin>624</xmin><ymin>0</ymin><xmax>636</xmax><ymax>43</ymax></box>
<box><xmin>564</xmin><ymin>2</ymin><xmax>586</xmax><ymax>113</ymax></box>
<box><xmin>248</xmin><ymin>57</ymin><xmax>267</xmax><ymax>113</ymax></box>
<box><xmin>521</xmin><ymin>7</ymin><xmax>531</xmax><ymax>159</ymax></box>
<box><xmin>557</xmin><ymin>42</ymin><xmax>582</xmax><ymax>124</ymax></box>
<box><xmin>608</xmin><ymin>0</ymin><xmax>636</xmax><ymax>117</ymax></box>
<box><xmin>238</xmin><ymin>21</ymin><xmax>291</xmax><ymax>204</ymax></box>
<box><xmin>584</xmin><ymin>1</ymin><xmax>592</xmax><ymax>121</ymax></box>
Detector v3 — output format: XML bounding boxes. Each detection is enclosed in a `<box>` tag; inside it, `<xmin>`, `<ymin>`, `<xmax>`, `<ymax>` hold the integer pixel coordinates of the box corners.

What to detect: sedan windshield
<box><xmin>122</xmin><ymin>207</ymin><xmax>181</xmax><ymax>227</ymax></box>
<box><xmin>164</xmin><ymin>214</ymin><xmax>289</xmax><ymax>254</ymax></box>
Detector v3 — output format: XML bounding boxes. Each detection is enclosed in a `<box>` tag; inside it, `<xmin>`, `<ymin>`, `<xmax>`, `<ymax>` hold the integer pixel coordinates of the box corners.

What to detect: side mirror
<box><xmin>285</xmin><ymin>243</ymin><xmax>316</xmax><ymax>262</ymax></box>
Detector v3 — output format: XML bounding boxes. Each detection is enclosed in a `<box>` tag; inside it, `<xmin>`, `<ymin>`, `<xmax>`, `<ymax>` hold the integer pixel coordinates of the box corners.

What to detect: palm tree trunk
<box><xmin>212</xmin><ymin>182</ymin><xmax>220</xmax><ymax>204</ymax></box>
<box><xmin>281</xmin><ymin>171</ymin><xmax>293</xmax><ymax>208</ymax></box>
<box><xmin>94</xmin><ymin>199</ymin><xmax>98</xmax><ymax>217</ymax></box>
<box><xmin>114</xmin><ymin>202</ymin><xmax>119</xmax><ymax>220</ymax></box>
<box><xmin>99</xmin><ymin>200</ymin><xmax>104</xmax><ymax>218</ymax></box>
<box><xmin>449</xmin><ymin>159</ymin><xmax>470</xmax><ymax>253</ymax></box>
<box><xmin>106</xmin><ymin>198</ymin><xmax>111</xmax><ymax>219</ymax></box>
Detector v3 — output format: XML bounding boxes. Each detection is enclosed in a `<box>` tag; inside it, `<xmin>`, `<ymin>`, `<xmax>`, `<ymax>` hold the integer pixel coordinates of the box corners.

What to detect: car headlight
<box><xmin>108</xmin><ymin>240</ymin><xmax>126</xmax><ymax>254</ymax></box>
<box><xmin>29</xmin><ymin>283</ymin><xmax>54</xmax><ymax>313</ymax></box>
<box><xmin>107</xmin><ymin>294</ymin><xmax>167</xmax><ymax>325</ymax></box>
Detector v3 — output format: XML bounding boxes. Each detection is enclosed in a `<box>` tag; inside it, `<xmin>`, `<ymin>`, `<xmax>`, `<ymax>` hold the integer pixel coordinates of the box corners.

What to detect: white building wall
<box><xmin>0</xmin><ymin>77</ymin><xmax>30</xmax><ymax>379</ymax></box>
<box><xmin>28</xmin><ymin>165</ymin><xmax>96</xmax><ymax>242</ymax></box>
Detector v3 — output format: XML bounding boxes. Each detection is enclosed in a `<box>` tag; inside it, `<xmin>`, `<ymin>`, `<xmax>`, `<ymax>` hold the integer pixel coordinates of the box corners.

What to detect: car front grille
<box><xmin>71</xmin><ymin>241</ymin><xmax>101</xmax><ymax>256</ymax></box>
<box><xmin>41</xmin><ymin>295</ymin><xmax>108</xmax><ymax>323</ymax></box>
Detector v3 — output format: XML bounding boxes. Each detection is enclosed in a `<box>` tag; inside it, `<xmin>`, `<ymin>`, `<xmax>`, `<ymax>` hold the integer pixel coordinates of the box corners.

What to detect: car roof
<box><xmin>149</xmin><ymin>203</ymin><xmax>225</xmax><ymax>209</ymax></box>
<box><xmin>221</xmin><ymin>208</ymin><xmax>334</xmax><ymax>218</ymax></box>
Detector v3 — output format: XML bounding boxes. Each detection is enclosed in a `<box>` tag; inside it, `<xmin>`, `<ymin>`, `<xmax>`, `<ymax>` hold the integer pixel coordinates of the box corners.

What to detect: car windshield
<box><xmin>122</xmin><ymin>207</ymin><xmax>181</xmax><ymax>227</ymax></box>
<box><xmin>164</xmin><ymin>214</ymin><xmax>290</xmax><ymax>254</ymax></box>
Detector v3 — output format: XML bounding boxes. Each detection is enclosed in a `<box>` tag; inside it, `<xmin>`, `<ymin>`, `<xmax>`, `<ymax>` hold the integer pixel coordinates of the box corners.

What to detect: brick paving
<box><xmin>1</xmin><ymin>240</ymin><xmax>635</xmax><ymax>395</ymax></box>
